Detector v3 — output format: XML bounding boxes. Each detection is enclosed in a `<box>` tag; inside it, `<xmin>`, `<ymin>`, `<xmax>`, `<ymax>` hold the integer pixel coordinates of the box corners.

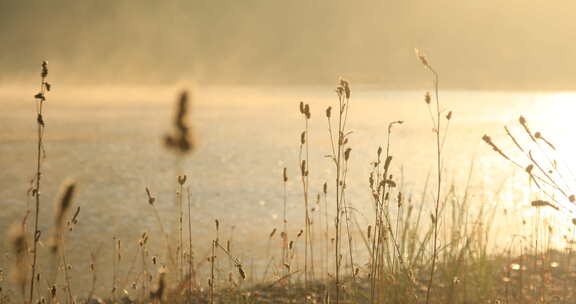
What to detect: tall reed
<box><xmin>415</xmin><ymin>49</ymin><xmax>449</xmax><ymax>304</ymax></box>
<box><xmin>29</xmin><ymin>60</ymin><xmax>51</xmax><ymax>303</ymax></box>
<box><xmin>282</xmin><ymin>167</ymin><xmax>289</xmax><ymax>272</ymax></box>
<box><xmin>298</xmin><ymin>101</ymin><xmax>313</xmax><ymax>285</ymax></box>
<box><xmin>325</xmin><ymin>78</ymin><xmax>351</xmax><ymax>303</ymax></box>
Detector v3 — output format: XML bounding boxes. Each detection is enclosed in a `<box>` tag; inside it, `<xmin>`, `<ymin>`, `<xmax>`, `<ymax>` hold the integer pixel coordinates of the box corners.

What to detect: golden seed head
<box><xmin>519</xmin><ymin>115</ymin><xmax>526</xmax><ymax>125</ymax></box>
<box><xmin>531</xmin><ymin>200</ymin><xmax>548</xmax><ymax>207</ymax></box>
<box><xmin>237</xmin><ymin>265</ymin><xmax>246</xmax><ymax>280</ymax></box>
<box><xmin>367</xmin><ymin>225</ymin><xmax>372</xmax><ymax>239</ymax></box>
<box><xmin>344</xmin><ymin>147</ymin><xmax>351</xmax><ymax>161</ymax></box>
<box><xmin>339</xmin><ymin>78</ymin><xmax>351</xmax><ymax>99</ymax></box>
<box><xmin>415</xmin><ymin>48</ymin><xmax>430</xmax><ymax>67</ymax></box>
<box><xmin>145</xmin><ymin>187</ymin><xmax>155</xmax><ymax>205</ymax></box>
<box><xmin>53</xmin><ymin>180</ymin><xmax>77</xmax><ymax>252</ymax></box>
<box><xmin>41</xmin><ymin>61</ymin><xmax>49</xmax><ymax>78</ymax></box>
<box><xmin>178</xmin><ymin>175</ymin><xmax>187</xmax><ymax>185</ymax></box>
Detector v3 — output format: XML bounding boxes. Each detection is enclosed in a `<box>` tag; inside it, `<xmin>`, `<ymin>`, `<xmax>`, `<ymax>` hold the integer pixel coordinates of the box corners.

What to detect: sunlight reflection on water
<box><xmin>1</xmin><ymin>86</ymin><xmax>576</xmax><ymax>293</ymax></box>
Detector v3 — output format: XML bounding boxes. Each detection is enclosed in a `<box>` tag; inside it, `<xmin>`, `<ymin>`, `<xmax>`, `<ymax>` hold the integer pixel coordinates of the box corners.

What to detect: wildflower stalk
<box><xmin>29</xmin><ymin>60</ymin><xmax>50</xmax><ymax>303</ymax></box>
<box><xmin>298</xmin><ymin>101</ymin><xmax>312</xmax><ymax>285</ymax></box>
<box><xmin>326</xmin><ymin>78</ymin><xmax>351</xmax><ymax>303</ymax></box>
<box><xmin>416</xmin><ymin>49</ymin><xmax>444</xmax><ymax>304</ymax></box>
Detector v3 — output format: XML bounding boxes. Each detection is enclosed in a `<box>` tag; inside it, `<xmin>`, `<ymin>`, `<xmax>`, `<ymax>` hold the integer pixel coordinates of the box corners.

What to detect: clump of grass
<box><xmin>483</xmin><ymin>116</ymin><xmax>575</xmax><ymax>210</ymax></box>
<box><xmin>482</xmin><ymin>115</ymin><xmax>576</xmax><ymax>302</ymax></box>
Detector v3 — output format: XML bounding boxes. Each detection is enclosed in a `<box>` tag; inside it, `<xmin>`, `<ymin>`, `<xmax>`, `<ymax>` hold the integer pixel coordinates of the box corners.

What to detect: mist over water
<box><xmin>2</xmin><ymin>1</ymin><xmax>576</xmax><ymax>89</ymax></box>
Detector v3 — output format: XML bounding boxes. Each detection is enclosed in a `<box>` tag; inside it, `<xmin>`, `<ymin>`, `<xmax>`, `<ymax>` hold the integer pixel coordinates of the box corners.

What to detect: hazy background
<box><xmin>1</xmin><ymin>0</ymin><xmax>575</xmax><ymax>89</ymax></box>
<box><xmin>4</xmin><ymin>1</ymin><xmax>576</xmax><ymax>295</ymax></box>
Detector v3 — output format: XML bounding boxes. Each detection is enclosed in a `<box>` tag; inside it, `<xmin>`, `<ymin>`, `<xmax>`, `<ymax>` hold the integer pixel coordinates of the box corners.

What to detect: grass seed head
<box><xmin>54</xmin><ymin>180</ymin><xmax>76</xmax><ymax>229</ymax></box>
<box><xmin>178</xmin><ymin>175</ymin><xmax>187</xmax><ymax>185</ymax></box>
<box><xmin>41</xmin><ymin>61</ymin><xmax>48</xmax><ymax>78</ymax></box>
<box><xmin>7</xmin><ymin>223</ymin><xmax>27</xmax><ymax>297</ymax></box>
<box><xmin>344</xmin><ymin>148</ymin><xmax>351</xmax><ymax>161</ymax></box>
<box><xmin>165</xmin><ymin>90</ymin><xmax>195</xmax><ymax>154</ymax></box>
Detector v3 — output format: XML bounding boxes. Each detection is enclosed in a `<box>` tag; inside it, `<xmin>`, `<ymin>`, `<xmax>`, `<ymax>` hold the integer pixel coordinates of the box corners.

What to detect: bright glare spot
<box><xmin>259</xmin><ymin>200</ymin><xmax>266</xmax><ymax>206</ymax></box>
<box><xmin>551</xmin><ymin>261</ymin><xmax>559</xmax><ymax>268</ymax></box>
<box><xmin>511</xmin><ymin>263</ymin><xmax>521</xmax><ymax>270</ymax></box>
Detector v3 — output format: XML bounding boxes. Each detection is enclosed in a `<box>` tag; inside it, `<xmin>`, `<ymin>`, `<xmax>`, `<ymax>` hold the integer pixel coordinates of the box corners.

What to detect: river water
<box><xmin>1</xmin><ymin>85</ymin><xmax>575</xmax><ymax>296</ymax></box>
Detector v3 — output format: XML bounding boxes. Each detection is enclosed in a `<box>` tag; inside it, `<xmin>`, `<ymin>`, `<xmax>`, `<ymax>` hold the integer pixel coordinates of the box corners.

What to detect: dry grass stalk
<box><xmin>325</xmin><ymin>77</ymin><xmax>353</xmax><ymax>303</ymax></box>
<box><xmin>415</xmin><ymin>48</ymin><xmax>451</xmax><ymax>304</ymax></box>
<box><xmin>281</xmin><ymin>167</ymin><xmax>289</xmax><ymax>272</ymax></box>
<box><xmin>186</xmin><ymin>187</ymin><xmax>195</xmax><ymax>299</ymax></box>
<box><xmin>484</xmin><ymin>116</ymin><xmax>575</xmax><ymax>213</ymax></box>
<box><xmin>29</xmin><ymin>60</ymin><xmax>51</xmax><ymax>303</ymax></box>
<box><xmin>298</xmin><ymin>101</ymin><xmax>314</xmax><ymax>285</ymax></box>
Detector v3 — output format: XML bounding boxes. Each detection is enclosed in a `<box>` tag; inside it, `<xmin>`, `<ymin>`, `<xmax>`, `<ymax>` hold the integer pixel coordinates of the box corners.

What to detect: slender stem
<box><xmin>335</xmin><ymin>94</ymin><xmax>344</xmax><ymax>303</ymax></box>
<box><xmin>210</xmin><ymin>239</ymin><xmax>215</xmax><ymax>304</ymax></box>
<box><xmin>425</xmin><ymin>69</ymin><xmax>441</xmax><ymax>304</ymax></box>
<box><xmin>187</xmin><ymin>187</ymin><xmax>194</xmax><ymax>298</ymax></box>
<box><xmin>29</xmin><ymin>73</ymin><xmax>47</xmax><ymax>304</ymax></box>
<box><xmin>282</xmin><ymin>175</ymin><xmax>288</xmax><ymax>269</ymax></box>
<box><xmin>178</xmin><ymin>182</ymin><xmax>184</xmax><ymax>283</ymax></box>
